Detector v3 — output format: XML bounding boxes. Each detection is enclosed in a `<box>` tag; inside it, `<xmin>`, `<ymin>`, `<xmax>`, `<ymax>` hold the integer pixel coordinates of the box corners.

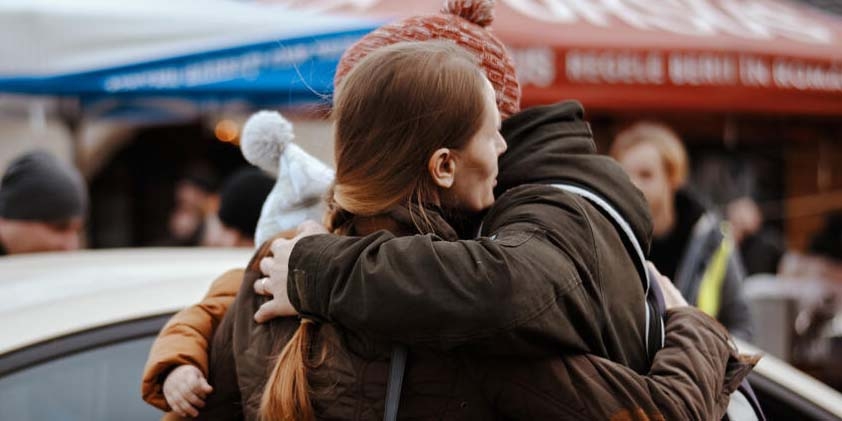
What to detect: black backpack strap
<box><xmin>647</xmin><ymin>265</ymin><xmax>667</xmax><ymax>315</ymax></box>
<box><xmin>552</xmin><ymin>183</ymin><xmax>666</xmax><ymax>361</ymax></box>
<box><xmin>741</xmin><ymin>379</ymin><xmax>766</xmax><ymax>421</ymax></box>
<box><xmin>384</xmin><ymin>344</ymin><xmax>408</xmax><ymax>421</ymax></box>
<box><xmin>725</xmin><ymin>379</ymin><xmax>766</xmax><ymax>421</ymax></box>
<box><xmin>552</xmin><ymin>183</ymin><xmax>765</xmax><ymax>421</ymax></box>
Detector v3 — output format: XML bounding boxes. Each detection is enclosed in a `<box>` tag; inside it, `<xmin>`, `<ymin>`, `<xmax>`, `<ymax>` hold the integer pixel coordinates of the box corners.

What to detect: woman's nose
<box><xmin>497</xmin><ymin>134</ymin><xmax>507</xmax><ymax>155</ymax></box>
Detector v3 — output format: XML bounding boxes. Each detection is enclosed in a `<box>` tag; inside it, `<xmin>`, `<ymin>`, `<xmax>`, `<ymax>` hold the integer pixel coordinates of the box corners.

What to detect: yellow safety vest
<box><xmin>696</xmin><ymin>223</ymin><xmax>734</xmax><ymax>318</ymax></box>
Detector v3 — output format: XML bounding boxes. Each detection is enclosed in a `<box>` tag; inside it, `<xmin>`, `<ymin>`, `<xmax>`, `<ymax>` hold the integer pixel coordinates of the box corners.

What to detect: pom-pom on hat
<box><xmin>335</xmin><ymin>0</ymin><xmax>521</xmax><ymax>118</ymax></box>
<box><xmin>240</xmin><ymin>111</ymin><xmax>335</xmax><ymax>247</ymax></box>
<box><xmin>241</xmin><ymin>110</ymin><xmax>294</xmax><ymax>176</ymax></box>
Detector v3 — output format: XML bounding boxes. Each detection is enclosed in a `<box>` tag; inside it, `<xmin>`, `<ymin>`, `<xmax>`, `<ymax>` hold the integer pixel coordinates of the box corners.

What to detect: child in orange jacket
<box><xmin>141</xmin><ymin>111</ymin><xmax>332</xmax><ymax>417</ymax></box>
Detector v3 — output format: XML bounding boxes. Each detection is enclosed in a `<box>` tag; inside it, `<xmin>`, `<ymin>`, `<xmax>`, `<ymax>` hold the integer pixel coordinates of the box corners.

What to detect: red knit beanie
<box><xmin>334</xmin><ymin>0</ymin><xmax>521</xmax><ymax>118</ymax></box>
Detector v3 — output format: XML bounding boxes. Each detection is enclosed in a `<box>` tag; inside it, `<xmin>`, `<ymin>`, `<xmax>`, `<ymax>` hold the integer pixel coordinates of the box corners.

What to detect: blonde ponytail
<box><xmin>259</xmin><ymin>319</ymin><xmax>318</xmax><ymax>421</ymax></box>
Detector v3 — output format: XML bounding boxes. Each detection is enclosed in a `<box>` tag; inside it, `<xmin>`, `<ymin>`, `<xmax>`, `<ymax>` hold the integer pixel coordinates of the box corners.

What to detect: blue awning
<box><xmin>0</xmin><ymin>0</ymin><xmax>380</xmax><ymax>107</ymax></box>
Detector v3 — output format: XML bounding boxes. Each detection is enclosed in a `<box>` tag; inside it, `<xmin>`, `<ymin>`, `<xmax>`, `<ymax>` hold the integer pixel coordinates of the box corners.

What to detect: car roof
<box><xmin>3</xmin><ymin>248</ymin><xmax>841</xmax><ymax>417</ymax></box>
<box><xmin>0</xmin><ymin>247</ymin><xmax>253</xmax><ymax>355</ymax></box>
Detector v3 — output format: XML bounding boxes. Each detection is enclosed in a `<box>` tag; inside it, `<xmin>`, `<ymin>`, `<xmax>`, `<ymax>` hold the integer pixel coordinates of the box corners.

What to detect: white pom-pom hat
<box><xmin>241</xmin><ymin>110</ymin><xmax>294</xmax><ymax>175</ymax></box>
<box><xmin>240</xmin><ymin>111</ymin><xmax>335</xmax><ymax>246</ymax></box>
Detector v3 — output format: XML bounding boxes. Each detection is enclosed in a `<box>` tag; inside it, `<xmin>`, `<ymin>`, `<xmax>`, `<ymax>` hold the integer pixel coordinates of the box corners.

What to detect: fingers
<box><xmin>270</xmin><ymin>237</ymin><xmax>291</xmax><ymax>257</ymax></box>
<box><xmin>164</xmin><ymin>365</ymin><xmax>210</xmax><ymax>418</ymax></box>
<box><xmin>647</xmin><ymin>262</ymin><xmax>675</xmax><ymax>289</ymax></box>
<box><xmin>169</xmin><ymin>390</ymin><xmax>200</xmax><ymax>418</ymax></box>
<box><xmin>176</xmin><ymin>374</ymin><xmax>208</xmax><ymax>417</ymax></box>
<box><xmin>297</xmin><ymin>219</ymin><xmax>325</xmax><ymax>236</ymax></box>
<box><xmin>254</xmin><ymin>300</ymin><xmax>292</xmax><ymax>323</ymax></box>
<box><xmin>647</xmin><ymin>262</ymin><xmax>688</xmax><ymax>309</ymax></box>
<box><xmin>269</xmin><ymin>221</ymin><xmax>325</xmax><ymax>256</ymax></box>
<box><xmin>199</xmin><ymin>377</ymin><xmax>213</xmax><ymax>395</ymax></box>
<box><xmin>168</xmin><ymin>396</ymin><xmax>188</xmax><ymax>417</ymax></box>
<box><xmin>646</xmin><ymin>261</ymin><xmax>663</xmax><ymax>279</ymax></box>
<box><xmin>182</xmin><ymin>387</ymin><xmax>206</xmax><ymax>409</ymax></box>
<box><xmin>253</xmin><ymin>276</ymin><xmax>270</xmax><ymax>296</ymax></box>
<box><xmin>254</xmin><ymin>300</ymin><xmax>281</xmax><ymax>323</ymax></box>
<box><xmin>174</xmin><ymin>399</ymin><xmax>199</xmax><ymax>418</ymax></box>
<box><xmin>259</xmin><ymin>256</ymin><xmax>273</xmax><ymax>278</ymax></box>
<box><xmin>170</xmin><ymin>403</ymin><xmax>190</xmax><ymax>418</ymax></box>
<box><xmin>254</xmin><ymin>296</ymin><xmax>298</xmax><ymax>323</ymax></box>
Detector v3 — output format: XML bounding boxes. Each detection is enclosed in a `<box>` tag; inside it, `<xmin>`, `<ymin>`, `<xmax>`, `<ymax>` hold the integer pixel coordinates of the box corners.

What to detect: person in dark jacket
<box><xmin>146</xmin><ymin>1</ymin><xmax>754</xmax><ymax>418</ymax></box>
<box><xmin>809</xmin><ymin>210</ymin><xmax>842</xmax><ymax>261</ymax></box>
<box><xmin>0</xmin><ymin>150</ymin><xmax>87</xmax><ymax>255</ymax></box>
<box><xmin>146</xmin><ymin>102</ymin><xmax>752</xmax><ymax>420</ymax></box>
<box><xmin>202</xmin><ymin>167</ymin><xmax>274</xmax><ymax>248</ymax></box>
<box><xmin>609</xmin><ymin>121</ymin><xmax>753</xmax><ymax>340</ymax></box>
<box><xmin>726</xmin><ymin>196</ymin><xmax>784</xmax><ymax>276</ymax></box>
<box><xmin>269</xmin><ymin>101</ymin><xmax>658</xmax><ymax>364</ymax></box>
<box><xmin>201</xmin><ymin>40</ymin><xmax>752</xmax><ymax>421</ymax></box>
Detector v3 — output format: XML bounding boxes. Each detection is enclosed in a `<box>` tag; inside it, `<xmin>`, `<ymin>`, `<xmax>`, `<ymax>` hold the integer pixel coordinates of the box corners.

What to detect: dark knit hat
<box><xmin>0</xmin><ymin>150</ymin><xmax>88</xmax><ymax>221</ymax></box>
<box><xmin>217</xmin><ymin>167</ymin><xmax>275</xmax><ymax>238</ymax></box>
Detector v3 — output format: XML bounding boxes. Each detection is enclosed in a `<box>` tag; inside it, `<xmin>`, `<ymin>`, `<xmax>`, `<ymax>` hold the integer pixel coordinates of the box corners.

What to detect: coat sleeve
<box><xmin>716</xmin><ymin>251</ymin><xmax>754</xmax><ymax>341</ymax></box>
<box><xmin>485</xmin><ymin>307</ymin><xmax>757</xmax><ymax>420</ymax></box>
<box><xmin>141</xmin><ymin>268</ymin><xmax>244</xmax><ymax>411</ymax></box>
<box><xmin>196</xmin><ymin>300</ymin><xmax>243</xmax><ymax>420</ymax></box>
<box><xmin>288</xmin><ymin>191</ymin><xmax>601</xmax><ymax>355</ymax></box>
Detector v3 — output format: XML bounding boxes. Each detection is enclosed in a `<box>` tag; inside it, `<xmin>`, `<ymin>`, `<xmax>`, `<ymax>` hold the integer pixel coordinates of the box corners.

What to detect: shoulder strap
<box><xmin>674</xmin><ymin>212</ymin><xmax>719</xmax><ymax>294</ymax></box>
<box><xmin>551</xmin><ymin>184</ymin><xmax>650</xmax><ymax>286</ymax></box>
<box><xmin>383</xmin><ymin>344</ymin><xmax>408</xmax><ymax>421</ymax></box>
<box><xmin>551</xmin><ymin>183</ymin><xmax>666</xmax><ymax>359</ymax></box>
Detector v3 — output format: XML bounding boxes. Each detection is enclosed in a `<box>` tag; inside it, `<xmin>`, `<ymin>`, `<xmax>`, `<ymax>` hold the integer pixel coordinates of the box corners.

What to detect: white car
<box><xmin>0</xmin><ymin>248</ymin><xmax>252</xmax><ymax>420</ymax></box>
<box><xmin>1</xmin><ymin>248</ymin><xmax>841</xmax><ymax>420</ymax></box>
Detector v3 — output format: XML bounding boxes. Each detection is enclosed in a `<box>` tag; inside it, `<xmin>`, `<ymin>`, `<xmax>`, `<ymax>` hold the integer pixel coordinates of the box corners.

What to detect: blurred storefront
<box><xmin>3</xmin><ymin>0</ymin><xmax>840</xmax><ymax>250</ymax></box>
<box><xmin>0</xmin><ymin>0</ymin><xmax>840</xmax><ymax>387</ymax></box>
<box><xmin>0</xmin><ymin>0</ymin><xmax>374</xmax><ymax>247</ymax></box>
<box><xmin>265</xmin><ymin>0</ymin><xmax>842</xmax><ymax>252</ymax></box>
<box><xmin>261</xmin><ymin>0</ymin><xmax>842</xmax><ymax>388</ymax></box>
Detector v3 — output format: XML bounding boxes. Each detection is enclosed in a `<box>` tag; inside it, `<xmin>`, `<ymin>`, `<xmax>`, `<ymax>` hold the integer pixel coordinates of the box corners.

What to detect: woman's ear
<box><xmin>428</xmin><ymin>148</ymin><xmax>455</xmax><ymax>189</ymax></box>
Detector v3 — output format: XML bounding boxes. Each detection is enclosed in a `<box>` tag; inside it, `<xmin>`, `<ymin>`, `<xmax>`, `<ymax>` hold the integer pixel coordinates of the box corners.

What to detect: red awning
<box><xmin>275</xmin><ymin>0</ymin><xmax>842</xmax><ymax>115</ymax></box>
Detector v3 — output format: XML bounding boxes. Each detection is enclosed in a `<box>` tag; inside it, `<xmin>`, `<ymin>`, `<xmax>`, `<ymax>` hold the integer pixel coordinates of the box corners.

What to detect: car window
<box><xmin>750</xmin><ymin>373</ymin><xmax>842</xmax><ymax>421</ymax></box>
<box><xmin>0</xmin><ymin>336</ymin><xmax>160</xmax><ymax>421</ymax></box>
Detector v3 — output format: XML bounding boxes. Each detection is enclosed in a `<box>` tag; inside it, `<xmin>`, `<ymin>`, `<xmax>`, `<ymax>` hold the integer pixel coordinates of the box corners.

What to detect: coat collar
<box><xmin>348</xmin><ymin>205</ymin><xmax>459</xmax><ymax>241</ymax></box>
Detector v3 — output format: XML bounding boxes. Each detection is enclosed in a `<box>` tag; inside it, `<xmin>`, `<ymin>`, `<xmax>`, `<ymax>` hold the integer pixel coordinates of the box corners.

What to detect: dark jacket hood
<box><xmin>496</xmin><ymin>100</ymin><xmax>653</xmax><ymax>253</ymax></box>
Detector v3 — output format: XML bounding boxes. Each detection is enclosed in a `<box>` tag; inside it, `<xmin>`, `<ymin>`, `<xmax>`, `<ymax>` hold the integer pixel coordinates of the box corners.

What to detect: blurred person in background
<box><xmin>809</xmin><ymin>210</ymin><xmax>842</xmax><ymax>262</ymax></box>
<box><xmin>166</xmin><ymin>167</ymin><xmax>219</xmax><ymax>247</ymax></box>
<box><xmin>693</xmin><ymin>154</ymin><xmax>785</xmax><ymax>276</ymax></box>
<box><xmin>201</xmin><ymin>167</ymin><xmax>274</xmax><ymax>248</ymax></box>
<box><xmin>0</xmin><ymin>150</ymin><xmax>87</xmax><ymax>255</ymax></box>
<box><xmin>780</xmin><ymin>210</ymin><xmax>842</xmax><ymax>282</ymax></box>
<box><xmin>143</xmin><ymin>1</ymin><xmax>757</xmax><ymax>416</ymax></box>
<box><xmin>610</xmin><ymin>122</ymin><xmax>753</xmax><ymax>340</ymax></box>
<box><xmin>727</xmin><ymin>196</ymin><xmax>785</xmax><ymax>275</ymax></box>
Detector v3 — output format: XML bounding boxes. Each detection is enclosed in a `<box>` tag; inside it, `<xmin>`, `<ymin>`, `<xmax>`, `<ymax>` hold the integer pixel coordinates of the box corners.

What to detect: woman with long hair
<box><xmin>222</xmin><ymin>39</ymin><xmax>505</xmax><ymax>420</ymax></box>
<box><xmin>190</xmin><ymin>40</ymin><xmax>753</xmax><ymax>421</ymax></box>
<box><xmin>144</xmin><ymin>2</ymin><xmax>755</xmax><ymax>420</ymax></box>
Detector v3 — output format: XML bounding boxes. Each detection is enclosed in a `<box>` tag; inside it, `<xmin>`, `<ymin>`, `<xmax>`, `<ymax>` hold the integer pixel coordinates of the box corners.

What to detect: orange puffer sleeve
<box><xmin>141</xmin><ymin>268</ymin><xmax>244</xmax><ymax>411</ymax></box>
